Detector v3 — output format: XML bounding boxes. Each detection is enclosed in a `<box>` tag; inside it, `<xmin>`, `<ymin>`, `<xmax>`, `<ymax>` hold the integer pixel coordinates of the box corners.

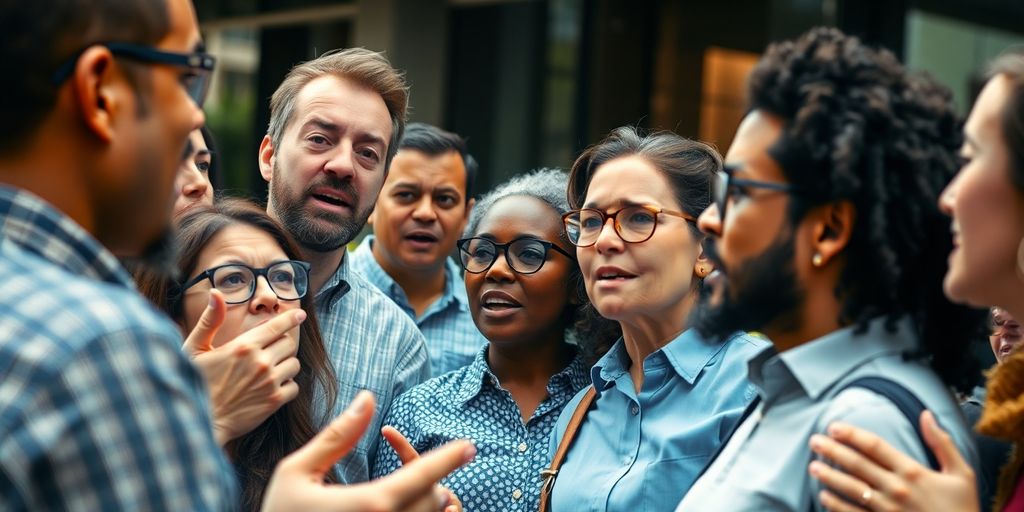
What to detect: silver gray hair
<box><xmin>464</xmin><ymin>168</ymin><xmax>571</xmax><ymax>239</ymax></box>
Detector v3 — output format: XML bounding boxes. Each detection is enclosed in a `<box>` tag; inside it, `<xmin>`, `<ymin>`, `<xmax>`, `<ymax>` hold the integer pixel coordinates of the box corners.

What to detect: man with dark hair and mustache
<box><xmin>258</xmin><ymin>48</ymin><xmax>431</xmax><ymax>483</ymax></box>
<box><xmin>675</xmin><ymin>27</ymin><xmax>985</xmax><ymax>510</ymax></box>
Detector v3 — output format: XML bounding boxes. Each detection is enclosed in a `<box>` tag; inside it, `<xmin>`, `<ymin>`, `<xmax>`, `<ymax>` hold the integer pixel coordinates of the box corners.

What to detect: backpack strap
<box><xmin>836</xmin><ymin>376</ymin><xmax>941</xmax><ymax>470</ymax></box>
<box><xmin>539</xmin><ymin>385</ymin><xmax>597</xmax><ymax>512</ymax></box>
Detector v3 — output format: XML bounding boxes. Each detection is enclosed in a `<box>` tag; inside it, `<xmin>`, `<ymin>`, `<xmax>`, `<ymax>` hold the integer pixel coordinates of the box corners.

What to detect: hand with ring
<box><xmin>806</xmin><ymin>411</ymin><xmax>979</xmax><ymax>512</ymax></box>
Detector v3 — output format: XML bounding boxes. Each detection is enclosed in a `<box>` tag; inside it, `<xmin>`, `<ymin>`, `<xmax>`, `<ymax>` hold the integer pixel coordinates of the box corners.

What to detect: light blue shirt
<box><xmin>676</xmin><ymin>317</ymin><xmax>978</xmax><ymax>511</ymax></box>
<box><xmin>549</xmin><ymin>329</ymin><xmax>767</xmax><ymax>511</ymax></box>
<box><xmin>316</xmin><ymin>252</ymin><xmax>432</xmax><ymax>483</ymax></box>
<box><xmin>350</xmin><ymin>235</ymin><xmax>486</xmax><ymax>375</ymax></box>
<box><xmin>372</xmin><ymin>344</ymin><xmax>589</xmax><ymax>512</ymax></box>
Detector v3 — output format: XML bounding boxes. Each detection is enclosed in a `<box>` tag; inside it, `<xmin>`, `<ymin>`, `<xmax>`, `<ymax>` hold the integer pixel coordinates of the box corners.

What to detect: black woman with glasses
<box><xmin>135</xmin><ymin>198</ymin><xmax>338</xmax><ymax>511</ymax></box>
<box><xmin>545</xmin><ymin>126</ymin><xmax>768</xmax><ymax>512</ymax></box>
<box><xmin>371</xmin><ymin>168</ymin><xmax>595</xmax><ymax>512</ymax></box>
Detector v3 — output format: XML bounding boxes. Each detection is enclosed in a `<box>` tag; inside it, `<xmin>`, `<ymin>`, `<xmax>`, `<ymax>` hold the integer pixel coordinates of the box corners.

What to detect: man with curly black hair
<box><xmin>676</xmin><ymin>27</ymin><xmax>985</xmax><ymax>510</ymax></box>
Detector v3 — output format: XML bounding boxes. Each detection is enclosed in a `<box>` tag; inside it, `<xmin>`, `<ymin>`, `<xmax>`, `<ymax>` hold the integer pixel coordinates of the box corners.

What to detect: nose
<box><xmin>593</xmin><ymin>216</ymin><xmax>624</xmax><ymax>255</ymax></box>
<box><xmin>697</xmin><ymin>203</ymin><xmax>722</xmax><ymax>237</ymax></box>
<box><xmin>484</xmin><ymin>249</ymin><xmax>516</xmax><ymax>283</ymax></box>
<box><xmin>248</xmin><ymin>276</ymin><xmax>281</xmax><ymax>314</ymax></box>
<box><xmin>191</xmin><ymin>108</ymin><xmax>205</xmax><ymax>132</ymax></box>
<box><xmin>411</xmin><ymin>195</ymin><xmax>438</xmax><ymax>223</ymax></box>
<box><xmin>938</xmin><ymin>171</ymin><xmax>961</xmax><ymax>217</ymax></box>
<box><xmin>180</xmin><ymin>163</ymin><xmax>210</xmax><ymax>200</ymax></box>
<box><xmin>323</xmin><ymin>143</ymin><xmax>357</xmax><ymax>180</ymax></box>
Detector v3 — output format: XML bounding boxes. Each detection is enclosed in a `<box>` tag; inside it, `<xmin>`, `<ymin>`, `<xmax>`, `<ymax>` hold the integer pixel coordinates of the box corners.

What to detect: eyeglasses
<box><xmin>457</xmin><ymin>237</ymin><xmax>574</xmax><ymax>275</ymax></box>
<box><xmin>712</xmin><ymin>163</ymin><xmax>801</xmax><ymax>219</ymax></box>
<box><xmin>182</xmin><ymin>260</ymin><xmax>311</xmax><ymax>305</ymax></box>
<box><xmin>51</xmin><ymin>42</ymin><xmax>216</xmax><ymax>107</ymax></box>
<box><xmin>561</xmin><ymin>204</ymin><xmax>695</xmax><ymax>247</ymax></box>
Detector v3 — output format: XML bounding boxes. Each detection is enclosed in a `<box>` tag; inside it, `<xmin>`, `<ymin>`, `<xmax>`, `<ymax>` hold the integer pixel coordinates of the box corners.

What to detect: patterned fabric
<box><xmin>0</xmin><ymin>186</ymin><xmax>237</xmax><ymax>511</ymax></box>
<box><xmin>349</xmin><ymin>235</ymin><xmax>485</xmax><ymax>375</ymax></box>
<box><xmin>315</xmin><ymin>253</ymin><xmax>432</xmax><ymax>483</ymax></box>
<box><xmin>676</xmin><ymin>317</ymin><xmax>978</xmax><ymax>511</ymax></box>
<box><xmin>549</xmin><ymin>329</ymin><xmax>767</xmax><ymax>512</ymax></box>
<box><xmin>371</xmin><ymin>344</ymin><xmax>589</xmax><ymax>512</ymax></box>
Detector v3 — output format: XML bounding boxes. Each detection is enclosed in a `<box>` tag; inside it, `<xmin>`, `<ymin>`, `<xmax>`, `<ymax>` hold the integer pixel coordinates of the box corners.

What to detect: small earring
<box><xmin>697</xmin><ymin>265</ymin><xmax>708</xmax><ymax>277</ymax></box>
<box><xmin>812</xmin><ymin>253</ymin><xmax>824</xmax><ymax>267</ymax></box>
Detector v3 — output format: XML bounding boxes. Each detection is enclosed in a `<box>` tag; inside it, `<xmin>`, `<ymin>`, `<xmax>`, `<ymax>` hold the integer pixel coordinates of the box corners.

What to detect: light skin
<box><xmin>173</xmin><ymin>129</ymin><xmax>214</xmax><ymax>219</ymax></box>
<box><xmin>697</xmin><ymin>110</ymin><xmax>856</xmax><ymax>353</ymax></box>
<box><xmin>259</xmin><ymin>74</ymin><xmax>393</xmax><ymax>294</ymax></box>
<box><xmin>990</xmin><ymin>307</ymin><xmax>1022</xmax><ymax>364</ymax></box>
<box><xmin>368</xmin><ymin>149</ymin><xmax>473</xmax><ymax>317</ymax></box>
<box><xmin>806</xmin><ymin>75</ymin><xmax>1024</xmax><ymax>512</ymax></box>
<box><xmin>578</xmin><ymin>156</ymin><xmax>707</xmax><ymax>391</ymax></box>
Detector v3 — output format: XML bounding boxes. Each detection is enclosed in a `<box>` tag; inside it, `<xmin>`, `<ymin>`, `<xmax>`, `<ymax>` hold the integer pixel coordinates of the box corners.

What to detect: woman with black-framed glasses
<box><xmin>134</xmin><ymin>198</ymin><xmax>338</xmax><ymax>511</ymax></box>
<box><xmin>546</xmin><ymin>126</ymin><xmax>769</xmax><ymax>512</ymax></box>
<box><xmin>370</xmin><ymin>169</ymin><xmax>606</xmax><ymax>512</ymax></box>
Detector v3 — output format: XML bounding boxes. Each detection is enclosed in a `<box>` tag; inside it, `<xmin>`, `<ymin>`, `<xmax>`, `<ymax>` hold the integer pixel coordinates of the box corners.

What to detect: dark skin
<box><xmin>467</xmin><ymin>195</ymin><xmax>578</xmax><ymax>422</ymax></box>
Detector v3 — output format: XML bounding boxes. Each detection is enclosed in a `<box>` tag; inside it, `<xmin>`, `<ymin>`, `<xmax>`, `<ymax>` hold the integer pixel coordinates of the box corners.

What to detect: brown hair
<box><xmin>988</xmin><ymin>49</ymin><xmax>1024</xmax><ymax>190</ymax></box>
<box><xmin>134</xmin><ymin>197</ymin><xmax>338</xmax><ymax>511</ymax></box>
<box><xmin>267</xmin><ymin>47</ymin><xmax>409</xmax><ymax>171</ymax></box>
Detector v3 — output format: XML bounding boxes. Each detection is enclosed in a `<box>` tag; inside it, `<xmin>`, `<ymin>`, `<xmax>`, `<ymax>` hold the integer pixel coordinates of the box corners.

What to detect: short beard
<box><xmin>269</xmin><ymin>162</ymin><xmax>370</xmax><ymax>253</ymax></box>
<box><xmin>692</xmin><ymin>230</ymin><xmax>805</xmax><ymax>343</ymax></box>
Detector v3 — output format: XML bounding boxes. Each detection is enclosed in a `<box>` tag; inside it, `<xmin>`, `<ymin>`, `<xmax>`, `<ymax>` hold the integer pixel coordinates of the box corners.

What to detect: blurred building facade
<box><xmin>195</xmin><ymin>0</ymin><xmax>1024</xmax><ymax>198</ymax></box>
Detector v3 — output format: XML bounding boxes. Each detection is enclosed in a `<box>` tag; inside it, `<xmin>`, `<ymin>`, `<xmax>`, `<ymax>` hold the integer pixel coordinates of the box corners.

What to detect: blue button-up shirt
<box><xmin>676</xmin><ymin>317</ymin><xmax>978</xmax><ymax>511</ymax></box>
<box><xmin>0</xmin><ymin>186</ymin><xmax>237</xmax><ymax>510</ymax></box>
<box><xmin>372</xmin><ymin>344</ymin><xmax>589</xmax><ymax>512</ymax></box>
<box><xmin>316</xmin><ymin>252</ymin><xmax>432</xmax><ymax>483</ymax></box>
<box><xmin>350</xmin><ymin>235</ymin><xmax>486</xmax><ymax>375</ymax></box>
<box><xmin>549</xmin><ymin>329</ymin><xmax>767</xmax><ymax>512</ymax></box>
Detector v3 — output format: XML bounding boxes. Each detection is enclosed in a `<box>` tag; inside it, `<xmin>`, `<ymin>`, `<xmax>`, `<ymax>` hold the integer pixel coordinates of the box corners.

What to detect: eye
<box><xmin>728</xmin><ymin>184</ymin><xmax>750</xmax><ymax>201</ymax></box>
<box><xmin>307</xmin><ymin>134</ymin><xmax>331</xmax><ymax>147</ymax></box>
<box><xmin>514</xmin><ymin>242</ymin><xmax>546</xmax><ymax>265</ymax></box>
<box><xmin>626</xmin><ymin>209</ymin><xmax>656</xmax><ymax>225</ymax></box>
<box><xmin>579</xmin><ymin>214</ymin><xmax>603</xmax><ymax>230</ymax></box>
<box><xmin>214</xmin><ymin>268</ymin><xmax>251</xmax><ymax>290</ymax></box>
<box><xmin>357</xmin><ymin>147</ymin><xmax>381</xmax><ymax>164</ymax></box>
<box><xmin>436</xmin><ymin>195</ymin><xmax>458</xmax><ymax>207</ymax></box>
<box><xmin>394</xmin><ymin>191</ymin><xmax>416</xmax><ymax>203</ymax></box>
<box><xmin>195</xmin><ymin>159</ymin><xmax>211</xmax><ymax>173</ymax></box>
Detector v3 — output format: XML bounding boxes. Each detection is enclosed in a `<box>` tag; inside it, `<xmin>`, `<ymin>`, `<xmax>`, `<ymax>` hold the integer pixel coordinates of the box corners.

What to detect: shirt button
<box><xmin>517</xmin><ymin>442</ymin><xmax>528</xmax><ymax>453</ymax></box>
<box><xmin>512</xmin><ymin>488</ymin><xmax>523</xmax><ymax>500</ymax></box>
<box><xmin>630</xmin><ymin>404</ymin><xmax>639</xmax><ymax>415</ymax></box>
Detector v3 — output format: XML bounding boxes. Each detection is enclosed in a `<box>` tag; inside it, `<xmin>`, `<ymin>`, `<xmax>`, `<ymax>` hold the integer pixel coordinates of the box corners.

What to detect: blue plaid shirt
<box><xmin>0</xmin><ymin>187</ymin><xmax>237</xmax><ymax>511</ymax></box>
<box><xmin>371</xmin><ymin>344</ymin><xmax>589</xmax><ymax>512</ymax></box>
<box><xmin>315</xmin><ymin>252</ymin><xmax>431</xmax><ymax>483</ymax></box>
<box><xmin>349</xmin><ymin>236</ymin><xmax>486</xmax><ymax>375</ymax></box>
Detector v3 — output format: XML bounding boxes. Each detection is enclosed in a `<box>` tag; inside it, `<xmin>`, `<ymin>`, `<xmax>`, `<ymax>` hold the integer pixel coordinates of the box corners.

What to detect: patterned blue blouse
<box><xmin>371</xmin><ymin>344</ymin><xmax>589</xmax><ymax>512</ymax></box>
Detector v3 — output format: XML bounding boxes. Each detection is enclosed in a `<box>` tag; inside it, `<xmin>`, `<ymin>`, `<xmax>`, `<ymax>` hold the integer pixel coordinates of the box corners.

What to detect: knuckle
<box><xmin>889</xmin><ymin>483</ymin><xmax>912</xmax><ymax>503</ymax></box>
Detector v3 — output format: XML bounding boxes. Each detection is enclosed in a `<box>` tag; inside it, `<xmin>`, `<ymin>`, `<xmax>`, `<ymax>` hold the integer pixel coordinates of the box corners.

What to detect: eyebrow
<box><xmin>582</xmin><ymin>198</ymin><xmax>648</xmax><ymax>209</ymax></box>
<box><xmin>301</xmin><ymin>118</ymin><xmax>340</xmax><ymax>134</ymax></box>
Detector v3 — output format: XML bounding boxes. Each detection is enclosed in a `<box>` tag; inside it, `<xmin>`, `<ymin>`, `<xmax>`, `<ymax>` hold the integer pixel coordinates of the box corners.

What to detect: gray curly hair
<box><xmin>463</xmin><ymin>168</ymin><xmax>571</xmax><ymax>239</ymax></box>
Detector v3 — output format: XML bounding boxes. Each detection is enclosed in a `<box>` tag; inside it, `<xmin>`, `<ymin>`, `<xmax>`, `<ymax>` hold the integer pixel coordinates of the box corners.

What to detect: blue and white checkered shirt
<box><xmin>315</xmin><ymin>252</ymin><xmax>431</xmax><ymax>483</ymax></box>
<box><xmin>0</xmin><ymin>186</ymin><xmax>237</xmax><ymax>511</ymax></box>
<box><xmin>350</xmin><ymin>235</ymin><xmax>485</xmax><ymax>375</ymax></box>
<box><xmin>371</xmin><ymin>344</ymin><xmax>589</xmax><ymax>512</ymax></box>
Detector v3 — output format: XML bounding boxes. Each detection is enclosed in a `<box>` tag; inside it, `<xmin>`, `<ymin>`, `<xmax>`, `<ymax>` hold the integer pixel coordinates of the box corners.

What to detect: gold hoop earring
<box><xmin>812</xmin><ymin>253</ymin><xmax>824</xmax><ymax>267</ymax></box>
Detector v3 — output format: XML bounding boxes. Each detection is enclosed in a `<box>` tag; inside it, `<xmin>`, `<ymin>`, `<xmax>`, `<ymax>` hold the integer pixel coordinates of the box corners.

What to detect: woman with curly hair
<box><xmin>675</xmin><ymin>27</ymin><xmax>986</xmax><ymax>511</ymax></box>
<box><xmin>805</xmin><ymin>50</ymin><xmax>1024</xmax><ymax>512</ymax></box>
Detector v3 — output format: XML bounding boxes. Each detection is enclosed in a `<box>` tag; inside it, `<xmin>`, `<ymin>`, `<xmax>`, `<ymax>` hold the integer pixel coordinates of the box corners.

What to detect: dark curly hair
<box><xmin>747</xmin><ymin>27</ymin><xmax>986</xmax><ymax>392</ymax></box>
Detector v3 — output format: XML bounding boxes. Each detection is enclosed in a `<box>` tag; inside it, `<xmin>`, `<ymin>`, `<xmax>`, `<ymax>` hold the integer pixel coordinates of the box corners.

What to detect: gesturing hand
<box><xmin>262</xmin><ymin>392</ymin><xmax>477</xmax><ymax>512</ymax></box>
<box><xmin>807</xmin><ymin>411</ymin><xmax>979</xmax><ymax>512</ymax></box>
<box><xmin>382</xmin><ymin>426</ymin><xmax>465</xmax><ymax>512</ymax></box>
<box><xmin>183</xmin><ymin>289</ymin><xmax>304</xmax><ymax>445</ymax></box>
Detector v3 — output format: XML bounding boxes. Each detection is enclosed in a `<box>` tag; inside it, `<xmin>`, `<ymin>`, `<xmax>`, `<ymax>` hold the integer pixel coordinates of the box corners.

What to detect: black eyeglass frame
<box><xmin>561</xmin><ymin>204</ymin><xmax>697</xmax><ymax>248</ymax></box>
<box><xmin>714</xmin><ymin>163</ymin><xmax>802</xmax><ymax>219</ymax></box>
<box><xmin>456</xmin><ymin>236</ymin><xmax>575</xmax><ymax>275</ymax></box>
<box><xmin>181</xmin><ymin>260</ymin><xmax>311</xmax><ymax>305</ymax></box>
<box><xmin>51</xmin><ymin>42</ymin><xmax>217</xmax><ymax>107</ymax></box>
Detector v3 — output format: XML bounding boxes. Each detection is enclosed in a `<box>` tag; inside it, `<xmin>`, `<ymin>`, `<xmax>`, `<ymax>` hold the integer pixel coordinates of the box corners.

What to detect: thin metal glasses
<box><xmin>457</xmin><ymin>237</ymin><xmax>574</xmax><ymax>274</ymax></box>
<box><xmin>712</xmin><ymin>163</ymin><xmax>801</xmax><ymax>218</ymax></box>
<box><xmin>182</xmin><ymin>260</ymin><xmax>311</xmax><ymax>305</ymax></box>
<box><xmin>561</xmin><ymin>204</ymin><xmax>696</xmax><ymax>247</ymax></box>
<box><xmin>52</xmin><ymin>42</ymin><xmax>216</xmax><ymax>107</ymax></box>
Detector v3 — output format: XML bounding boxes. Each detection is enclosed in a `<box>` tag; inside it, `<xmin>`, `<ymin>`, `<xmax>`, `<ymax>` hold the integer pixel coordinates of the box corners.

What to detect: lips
<box><xmin>404</xmin><ymin>230</ymin><xmax>440</xmax><ymax>244</ymax></box>
<box><xmin>310</xmin><ymin>188</ymin><xmax>353</xmax><ymax>210</ymax></box>
<box><xmin>480</xmin><ymin>289</ymin><xmax>522</xmax><ymax>311</ymax></box>
<box><xmin>594</xmin><ymin>265</ymin><xmax>637</xmax><ymax>281</ymax></box>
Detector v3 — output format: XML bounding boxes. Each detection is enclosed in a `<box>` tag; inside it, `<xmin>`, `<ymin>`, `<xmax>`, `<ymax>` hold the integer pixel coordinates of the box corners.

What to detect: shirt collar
<box><xmin>0</xmin><ymin>186</ymin><xmax>134</xmax><ymax>288</ymax></box>
<box><xmin>314</xmin><ymin>249</ymin><xmax>352</xmax><ymax>313</ymax></box>
<box><xmin>590</xmin><ymin>328</ymin><xmax>734</xmax><ymax>396</ymax></box>
<box><xmin>454</xmin><ymin>344</ymin><xmax>589</xmax><ymax>405</ymax></box>
<box><xmin>351</xmin><ymin>234</ymin><xmax>468</xmax><ymax>313</ymax></box>
<box><xmin>749</xmin><ymin>316</ymin><xmax>918</xmax><ymax>402</ymax></box>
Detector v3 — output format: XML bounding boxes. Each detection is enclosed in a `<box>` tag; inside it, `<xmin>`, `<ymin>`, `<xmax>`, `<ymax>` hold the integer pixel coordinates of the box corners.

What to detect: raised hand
<box><xmin>183</xmin><ymin>289</ymin><xmax>304</xmax><ymax>445</ymax></box>
<box><xmin>807</xmin><ymin>410</ymin><xmax>979</xmax><ymax>512</ymax></box>
<box><xmin>262</xmin><ymin>392</ymin><xmax>476</xmax><ymax>512</ymax></box>
<box><xmin>382</xmin><ymin>426</ymin><xmax>465</xmax><ymax>512</ymax></box>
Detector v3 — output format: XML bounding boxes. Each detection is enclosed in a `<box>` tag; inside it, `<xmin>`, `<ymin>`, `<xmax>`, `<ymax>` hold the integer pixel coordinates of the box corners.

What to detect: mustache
<box><xmin>304</xmin><ymin>174</ymin><xmax>359</xmax><ymax>201</ymax></box>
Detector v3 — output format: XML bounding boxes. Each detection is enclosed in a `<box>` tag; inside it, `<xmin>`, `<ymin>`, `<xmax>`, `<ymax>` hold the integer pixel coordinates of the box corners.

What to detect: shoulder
<box><xmin>392</xmin><ymin>368</ymin><xmax>469</xmax><ymax>408</ymax></box>
<box><xmin>328</xmin><ymin>271</ymin><xmax>424</xmax><ymax>341</ymax></box>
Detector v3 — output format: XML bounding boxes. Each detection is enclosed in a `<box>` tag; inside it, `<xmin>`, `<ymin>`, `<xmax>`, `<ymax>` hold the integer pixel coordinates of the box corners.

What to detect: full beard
<box><xmin>692</xmin><ymin>230</ymin><xmax>805</xmax><ymax>343</ymax></box>
<box><xmin>270</xmin><ymin>162</ymin><xmax>370</xmax><ymax>253</ymax></box>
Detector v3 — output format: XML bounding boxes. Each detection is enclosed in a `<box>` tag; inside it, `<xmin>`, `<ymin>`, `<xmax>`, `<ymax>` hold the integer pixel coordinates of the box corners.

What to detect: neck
<box><xmin>487</xmin><ymin>330</ymin><xmax>574</xmax><ymax>386</ymax></box>
<box><xmin>619</xmin><ymin>290</ymin><xmax>697</xmax><ymax>390</ymax></box>
<box><xmin>305</xmin><ymin>247</ymin><xmax>346</xmax><ymax>295</ymax></box>
<box><xmin>372</xmin><ymin>242</ymin><xmax>447</xmax><ymax>317</ymax></box>
<box><xmin>764</xmin><ymin>276</ymin><xmax>844</xmax><ymax>353</ymax></box>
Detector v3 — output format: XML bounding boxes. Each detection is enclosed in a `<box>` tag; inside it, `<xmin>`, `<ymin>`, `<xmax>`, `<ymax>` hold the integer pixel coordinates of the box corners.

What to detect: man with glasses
<box><xmin>0</xmin><ymin>1</ymin><xmax>472</xmax><ymax>510</ymax></box>
<box><xmin>675</xmin><ymin>27</ymin><xmax>983</xmax><ymax>510</ymax></box>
